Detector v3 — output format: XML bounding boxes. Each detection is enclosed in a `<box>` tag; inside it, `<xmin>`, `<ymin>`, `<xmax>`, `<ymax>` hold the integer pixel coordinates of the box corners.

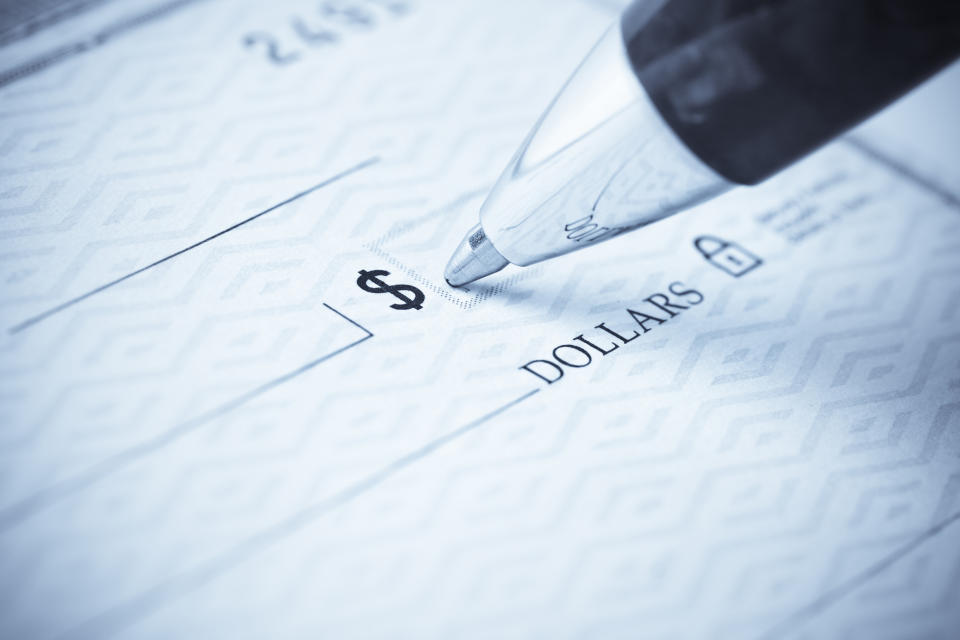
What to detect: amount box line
<box><xmin>0</xmin><ymin>302</ymin><xmax>373</xmax><ymax>531</ymax></box>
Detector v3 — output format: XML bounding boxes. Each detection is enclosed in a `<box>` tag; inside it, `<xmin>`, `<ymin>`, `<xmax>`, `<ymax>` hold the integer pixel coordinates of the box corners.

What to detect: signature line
<box><xmin>61</xmin><ymin>388</ymin><xmax>541</xmax><ymax>639</ymax></box>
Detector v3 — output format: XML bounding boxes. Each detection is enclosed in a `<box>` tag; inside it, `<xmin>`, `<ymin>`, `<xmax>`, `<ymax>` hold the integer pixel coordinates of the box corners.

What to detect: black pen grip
<box><xmin>622</xmin><ymin>0</ymin><xmax>960</xmax><ymax>185</ymax></box>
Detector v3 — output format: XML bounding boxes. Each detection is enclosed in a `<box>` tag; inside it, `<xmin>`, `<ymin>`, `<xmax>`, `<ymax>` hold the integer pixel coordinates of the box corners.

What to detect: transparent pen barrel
<box><xmin>479</xmin><ymin>26</ymin><xmax>730</xmax><ymax>266</ymax></box>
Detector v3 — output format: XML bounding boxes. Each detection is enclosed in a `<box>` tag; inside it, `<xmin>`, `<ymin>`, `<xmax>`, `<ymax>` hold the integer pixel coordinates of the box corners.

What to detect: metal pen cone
<box><xmin>443</xmin><ymin>223</ymin><xmax>509</xmax><ymax>287</ymax></box>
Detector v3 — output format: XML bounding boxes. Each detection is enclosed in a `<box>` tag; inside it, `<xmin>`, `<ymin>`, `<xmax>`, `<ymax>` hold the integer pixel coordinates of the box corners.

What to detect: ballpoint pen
<box><xmin>443</xmin><ymin>0</ymin><xmax>960</xmax><ymax>286</ymax></box>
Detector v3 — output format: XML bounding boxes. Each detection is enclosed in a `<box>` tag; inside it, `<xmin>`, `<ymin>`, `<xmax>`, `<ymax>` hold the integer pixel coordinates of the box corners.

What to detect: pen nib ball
<box><xmin>443</xmin><ymin>224</ymin><xmax>509</xmax><ymax>287</ymax></box>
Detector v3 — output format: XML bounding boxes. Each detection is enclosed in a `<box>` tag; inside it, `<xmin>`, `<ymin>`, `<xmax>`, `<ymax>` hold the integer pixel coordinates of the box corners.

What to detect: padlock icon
<box><xmin>694</xmin><ymin>235</ymin><xmax>762</xmax><ymax>277</ymax></box>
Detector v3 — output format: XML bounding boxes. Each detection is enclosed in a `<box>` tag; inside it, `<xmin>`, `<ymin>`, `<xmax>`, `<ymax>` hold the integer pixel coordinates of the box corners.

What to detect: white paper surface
<box><xmin>1</xmin><ymin>1</ymin><xmax>958</xmax><ymax>638</ymax></box>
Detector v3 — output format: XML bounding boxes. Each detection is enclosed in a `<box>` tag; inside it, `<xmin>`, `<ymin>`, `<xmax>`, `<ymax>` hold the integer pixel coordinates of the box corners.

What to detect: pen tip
<box><xmin>444</xmin><ymin>224</ymin><xmax>509</xmax><ymax>287</ymax></box>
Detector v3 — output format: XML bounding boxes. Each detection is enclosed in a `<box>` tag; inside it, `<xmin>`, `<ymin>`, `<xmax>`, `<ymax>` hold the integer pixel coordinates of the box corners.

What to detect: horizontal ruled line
<box><xmin>9</xmin><ymin>156</ymin><xmax>379</xmax><ymax>334</ymax></box>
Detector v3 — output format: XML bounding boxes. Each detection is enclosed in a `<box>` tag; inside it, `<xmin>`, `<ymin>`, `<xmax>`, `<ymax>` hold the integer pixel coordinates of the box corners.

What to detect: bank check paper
<box><xmin>1</xmin><ymin>0</ymin><xmax>959</xmax><ymax>638</ymax></box>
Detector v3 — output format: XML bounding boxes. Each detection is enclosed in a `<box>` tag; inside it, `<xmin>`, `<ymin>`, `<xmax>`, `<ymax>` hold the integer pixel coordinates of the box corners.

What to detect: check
<box><xmin>0</xmin><ymin>1</ymin><xmax>958</xmax><ymax>638</ymax></box>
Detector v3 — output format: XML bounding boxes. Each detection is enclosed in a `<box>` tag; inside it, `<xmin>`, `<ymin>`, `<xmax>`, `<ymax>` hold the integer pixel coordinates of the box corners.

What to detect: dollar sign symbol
<box><xmin>356</xmin><ymin>269</ymin><xmax>425</xmax><ymax>310</ymax></box>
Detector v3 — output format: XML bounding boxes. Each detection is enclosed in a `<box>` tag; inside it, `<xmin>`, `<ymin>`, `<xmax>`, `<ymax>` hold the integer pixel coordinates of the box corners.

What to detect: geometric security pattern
<box><xmin>1</xmin><ymin>1</ymin><xmax>958</xmax><ymax>639</ymax></box>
